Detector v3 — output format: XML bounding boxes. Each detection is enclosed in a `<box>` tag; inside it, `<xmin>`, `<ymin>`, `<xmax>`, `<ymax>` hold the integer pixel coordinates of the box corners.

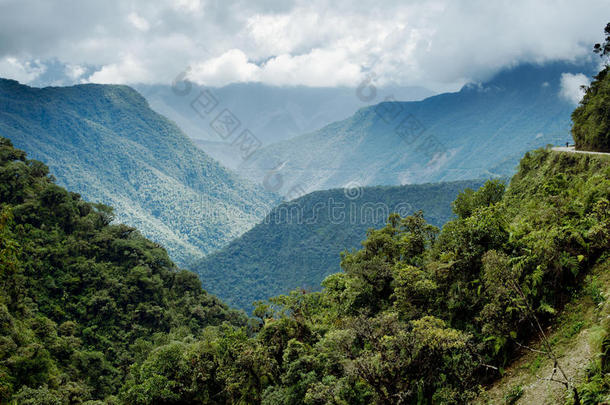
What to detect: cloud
<box><xmin>65</xmin><ymin>64</ymin><xmax>86</xmax><ymax>80</ymax></box>
<box><xmin>259</xmin><ymin>49</ymin><xmax>362</xmax><ymax>87</ymax></box>
<box><xmin>86</xmin><ymin>55</ymin><xmax>151</xmax><ymax>84</ymax></box>
<box><xmin>189</xmin><ymin>49</ymin><xmax>259</xmax><ymax>85</ymax></box>
<box><xmin>0</xmin><ymin>0</ymin><xmax>608</xmax><ymax>89</ymax></box>
<box><xmin>559</xmin><ymin>72</ymin><xmax>590</xmax><ymax>104</ymax></box>
<box><xmin>172</xmin><ymin>0</ymin><xmax>202</xmax><ymax>13</ymax></box>
<box><xmin>0</xmin><ymin>56</ymin><xmax>45</xmax><ymax>83</ymax></box>
<box><xmin>187</xmin><ymin>48</ymin><xmax>362</xmax><ymax>87</ymax></box>
<box><xmin>128</xmin><ymin>12</ymin><xmax>150</xmax><ymax>32</ymax></box>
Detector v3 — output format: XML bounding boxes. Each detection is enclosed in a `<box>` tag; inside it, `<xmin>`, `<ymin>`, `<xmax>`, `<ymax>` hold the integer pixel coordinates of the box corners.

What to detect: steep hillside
<box><xmin>0</xmin><ymin>138</ymin><xmax>246</xmax><ymax>403</ymax></box>
<box><xmin>120</xmin><ymin>148</ymin><xmax>610</xmax><ymax>405</ymax></box>
<box><xmin>239</xmin><ymin>62</ymin><xmax>595</xmax><ymax>196</ymax></box>
<box><xmin>478</xmin><ymin>260</ymin><xmax>610</xmax><ymax>404</ymax></box>
<box><xmin>192</xmin><ymin>180</ymin><xmax>484</xmax><ymax>311</ymax></box>
<box><xmin>137</xmin><ymin>82</ymin><xmax>434</xmax><ymax>170</ymax></box>
<box><xmin>3</xmin><ymin>138</ymin><xmax>608</xmax><ymax>404</ymax></box>
<box><xmin>0</xmin><ymin>79</ymin><xmax>277</xmax><ymax>265</ymax></box>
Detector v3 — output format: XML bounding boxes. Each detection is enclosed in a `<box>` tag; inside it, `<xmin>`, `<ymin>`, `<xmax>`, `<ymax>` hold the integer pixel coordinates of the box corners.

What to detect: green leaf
<box><xmin>539</xmin><ymin>302</ymin><xmax>556</xmax><ymax>314</ymax></box>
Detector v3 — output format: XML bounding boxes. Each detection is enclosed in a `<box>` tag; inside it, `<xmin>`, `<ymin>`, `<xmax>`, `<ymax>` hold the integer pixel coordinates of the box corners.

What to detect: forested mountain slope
<box><xmin>192</xmin><ymin>179</ymin><xmax>485</xmax><ymax>311</ymax></box>
<box><xmin>0</xmin><ymin>138</ymin><xmax>247</xmax><ymax>402</ymax></box>
<box><xmin>3</xmin><ymin>54</ymin><xmax>609</xmax><ymax>404</ymax></box>
<box><xmin>2</xmin><ymin>141</ymin><xmax>608</xmax><ymax>404</ymax></box>
<box><xmin>0</xmin><ymin>79</ymin><xmax>277</xmax><ymax>265</ymax></box>
<box><xmin>125</xmin><ymin>147</ymin><xmax>610</xmax><ymax>404</ymax></box>
<box><xmin>239</xmin><ymin>62</ymin><xmax>595</xmax><ymax>196</ymax></box>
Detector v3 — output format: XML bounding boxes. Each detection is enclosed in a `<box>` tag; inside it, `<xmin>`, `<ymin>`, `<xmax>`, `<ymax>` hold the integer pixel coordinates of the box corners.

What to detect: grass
<box><xmin>503</xmin><ymin>384</ymin><xmax>523</xmax><ymax>404</ymax></box>
<box><xmin>527</xmin><ymin>355</ymin><xmax>543</xmax><ymax>374</ymax></box>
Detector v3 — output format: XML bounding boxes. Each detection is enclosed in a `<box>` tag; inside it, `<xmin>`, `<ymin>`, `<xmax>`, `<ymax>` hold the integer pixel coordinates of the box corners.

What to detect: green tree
<box><xmin>593</xmin><ymin>22</ymin><xmax>610</xmax><ymax>60</ymax></box>
<box><xmin>572</xmin><ymin>22</ymin><xmax>610</xmax><ymax>152</ymax></box>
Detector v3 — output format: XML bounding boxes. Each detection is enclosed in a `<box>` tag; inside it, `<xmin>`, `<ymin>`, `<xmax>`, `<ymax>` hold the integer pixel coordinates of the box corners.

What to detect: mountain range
<box><xmin>0</xmin><ymin>78</ymin><xmax>277</xmax><ymax>265</ymax></box>
<box><xmin>136</xmin><ymin>82</ymin><xmax>434</xmax><ymax>170</ymax></box>
<box><xmin>236</xmin><ymin>62</ymin><xmax>596</xmax><ymax>196</ymax></box>
<box><xmin>2</xmin><ymin>55</ymin><xmax>610</xmax><ymax>405</ymax></box>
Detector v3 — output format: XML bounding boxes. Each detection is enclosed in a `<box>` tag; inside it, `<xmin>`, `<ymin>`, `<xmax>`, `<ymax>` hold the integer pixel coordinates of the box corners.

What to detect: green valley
<box><xmin>1</xmin><ymin>10</ymin><xmax>609</xmax><ymax>405</ymax></box>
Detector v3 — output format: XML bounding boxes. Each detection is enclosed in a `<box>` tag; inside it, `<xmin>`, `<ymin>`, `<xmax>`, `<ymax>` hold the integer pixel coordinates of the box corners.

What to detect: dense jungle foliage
<box><xmin>0</xmin><ymin>138</ymin><xmax>247</xmax><ymax>403</ymax></box>
<box><xmin>1</xmin><ymin>134</ymin><xmax>608</xmax><ymax>403</ymax></box>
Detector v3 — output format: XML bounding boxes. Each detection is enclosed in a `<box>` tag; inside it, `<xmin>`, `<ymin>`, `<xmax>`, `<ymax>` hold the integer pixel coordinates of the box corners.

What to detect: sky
<box><xmin>0</xmin><ymin>0</ymin><xmax>608</xmax><ymax>92</ymax></box>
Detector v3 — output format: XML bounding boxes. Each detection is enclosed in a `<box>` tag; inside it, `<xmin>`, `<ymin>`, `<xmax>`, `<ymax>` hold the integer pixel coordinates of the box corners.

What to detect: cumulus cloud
<box><xmin>0</xmin><ymin>0</ymin><xmax>607</xmax><ymax>89</ymax></box>
<box><xmin>86</xmin><ymin>55</ymin><xmax>151</xmax><ymax>84</ymax></box>
<box><xmin>260</xmin><ymin>49</ymin><xmax>362</xmax><ymax>87</ymax></box>
<box><xmin>559</xmin><ymin>72</ymin><xmax>590</xmax><ymax>104</ymax></box>
<box><xmin>189</xmin><ymin>49</ymin><xmax>259</xmax><ymax>85</ymax></box>
<box><xmin>172</xmin><ymin>0</ymin><xmax>202</xmax><ymax>13</ymax></box>
<box><xmin>187</xmin><ymin>48</ymin><xmax>362</xmax><ymax>87</ymax></box>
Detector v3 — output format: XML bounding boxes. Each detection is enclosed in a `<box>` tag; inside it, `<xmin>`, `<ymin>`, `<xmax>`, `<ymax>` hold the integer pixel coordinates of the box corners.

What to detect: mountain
<box><xmin>136</xmin><ymin>82</ymin><xmax>434</xmax><ymax>169</ymax></box>
<box><xmin>237</xmin><ymin>62</ymin><xmax>597</xmax><ymax>196</ymax></box>
<box><xmin>191</xmin><ymin>179</ymin><xmax>485</xmax><ymax>311</ymax></box>
<box><xmin>130</xmin><ymin>148</ymin><xmax>609</xmax><ymax>404</ymax></box>
<box><xmin>0</xmin><ymin>78</ymin><xmax>277</xmax><ymax>266</ymax></box>
<box><xmin>0</xmin><ymin>138</ymin><xmax>247</xmax><ymax>402</ymax></box>
<box><xmin>4</xmin><ymin>137</ymin><xmax>609</xmax><ymax>404</ymax></box>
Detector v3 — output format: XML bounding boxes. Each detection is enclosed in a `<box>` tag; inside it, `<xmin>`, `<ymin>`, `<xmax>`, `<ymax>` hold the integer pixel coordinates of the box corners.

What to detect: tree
<box><xmin>481</xmin><ymin>251</ymin><xmax>581</xmax><ymax>404</ymax></box>
<box><xmin>593</xmin><ymin>22</ymin><xmax>610</xmax><ymax>60</ymax></box>
<box><xmin>340</xmin><ymin>313</ymin><xmax>477</xmax><ymax>404</ymax></box>
<box><xmin>452</xmin><ymin>180</ymin><xmax>505</xmax><ymax>219</ymax></box>
<box><xmin>572</xmin><ymin>23</ymin><xmax>610</xmax><ymax>152</ymax></box>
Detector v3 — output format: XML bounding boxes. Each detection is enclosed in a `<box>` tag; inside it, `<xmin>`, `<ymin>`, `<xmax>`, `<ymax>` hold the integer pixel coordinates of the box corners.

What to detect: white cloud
<box><xmin>127</xmin><ymin>12</ymin><xmax>150</xmax><ymax>32</ymax></box>
<box><xmin>86</xmin><ymin>55</ymin><xmax>151</xmax><ymax>84</ymax></box>
<box><xmin>0</xmin><ymin>0</ymin><xmax>608</xmax><ymax>88</ymax></box>
<box><xmin>559</xmin><ymin>72</ymin><xmax>590</xmax><ymax>105</ymax></box>
<box><xmin>244</xmin><ymin>10</ymin><xmax>327</xmax><ymax>58</ymax></box>
<box><xmin>187</xmin><ymin>48</ymin><xmax>363</xmax><ymax>87</ymax></box>
<box><xmin>0</xmin><ymin>56</ymin><xmax>45</xmax><ymax>83</ymax></box>
<box><xmin>259</xmin><ymin>49</ymin><xmax>362</xmax><ymax>87</ymax></box>
<box><xmin>189</xmin><ymin>49</ymin><xmax>259</xmax><ymax>86</ymax></box>
<box><xmin>172</xmin><ymin>0</ymin><xmax>202</xmax><ymax>13</ymax></box>
<box><xmin>65</xmin><ymin>64</ymin><xmax>85</xmax><ymax>80</ymax></box>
